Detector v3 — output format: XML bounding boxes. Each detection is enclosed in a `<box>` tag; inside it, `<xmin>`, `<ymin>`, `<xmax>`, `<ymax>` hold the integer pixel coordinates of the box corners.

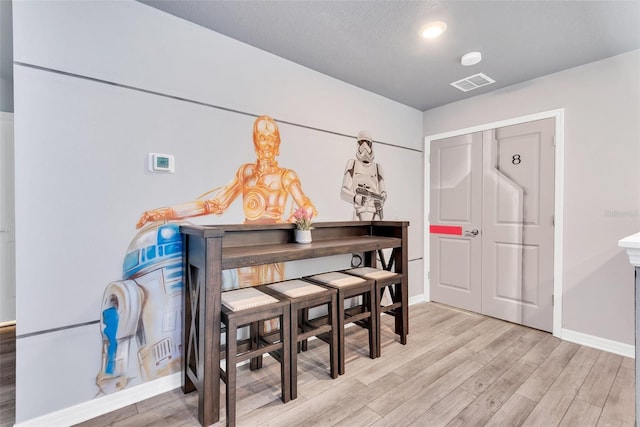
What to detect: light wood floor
<box><xmin>0</xmin><ymin>324</ymin><xmax>15</xmax><ymax>427</ymax></box>
<box><xmin>2</xmin><ymin>303</ymin><xmax>636</xmax><ymax>426</ymax></box>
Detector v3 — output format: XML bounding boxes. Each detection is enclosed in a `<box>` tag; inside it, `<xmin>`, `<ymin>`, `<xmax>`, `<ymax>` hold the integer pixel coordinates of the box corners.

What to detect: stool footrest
<box><xmin>379</xmin><ymin>302</ymin><xmax>402</xmax><ymax>312</ymax></box>
<box><xmin>344</xmin><ymin>306</ymin><xmax>371</xmax><ymax>321</ymax></box>
<box><xmin>221</xmin><ymin>339</ymin><xmax>284</xmax><ymax>365</ymax></box>
<box><xmin>298</xmin><ymin>325</ymin><xmax>332</xmax><ymax>342</ymax></box>
<box><xmin>220</xmin><ymin>338</ymin><xmax>253</xmax><ymax>360</ymax></box>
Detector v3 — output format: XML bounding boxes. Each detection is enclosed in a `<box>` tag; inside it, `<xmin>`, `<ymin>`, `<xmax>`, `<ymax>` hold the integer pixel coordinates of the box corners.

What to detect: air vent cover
<box><xmin>450</xmin><ymin>73</ymin><xmax>495</xmax><ymax>92</ymax></box>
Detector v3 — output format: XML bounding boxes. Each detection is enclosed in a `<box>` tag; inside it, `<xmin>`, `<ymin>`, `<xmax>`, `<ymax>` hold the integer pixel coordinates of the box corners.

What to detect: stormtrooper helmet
<box><xmin>356</xmin><ymin>130</ymin><xmax>374</xmax><ymax>163</ymax></box>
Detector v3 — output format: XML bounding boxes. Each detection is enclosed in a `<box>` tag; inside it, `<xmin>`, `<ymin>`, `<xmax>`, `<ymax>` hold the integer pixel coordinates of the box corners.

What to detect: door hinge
<box><xmin>553</xmin><ymin>136</ymin><xmax>556</xmax><ymax>147</ymax></box>
<box><xmin>552</xmin><ymin>294</ymin><xmax>554</xmax><ymax>306</ymax></box>
<box><xmin>552</xmin><ymin>215</ymin><xmax>555</xmax><ymax>226</ymax></box>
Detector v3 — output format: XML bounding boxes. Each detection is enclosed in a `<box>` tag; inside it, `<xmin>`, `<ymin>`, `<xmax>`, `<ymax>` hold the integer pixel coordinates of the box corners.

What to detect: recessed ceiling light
<box><xmin>461</xmin><ymin>52</ymin><xmax>482</xmax><ymax>66</ymax></box>
<box><xmin>420</xmin><ymin>21</ymin><xmax>447</xmax><ymax>39</ymax></box>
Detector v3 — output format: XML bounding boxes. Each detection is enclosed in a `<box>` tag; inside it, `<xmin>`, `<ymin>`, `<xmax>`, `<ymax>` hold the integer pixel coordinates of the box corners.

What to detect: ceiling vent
<box><xmin>450</xmin><ymin>73</ymin><xmax>495</xmax><ymax>92</ymax></box>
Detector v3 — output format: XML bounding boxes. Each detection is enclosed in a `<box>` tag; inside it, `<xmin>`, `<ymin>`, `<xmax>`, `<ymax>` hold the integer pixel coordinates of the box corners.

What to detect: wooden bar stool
<box><xmin>304</xmin><ymin>272</ymin><xmax>377</xmax><ymax>375</ymax></box>
<box><xmin>343</xmin><ymin>267</ymin><xmax>407</xmax><ymax>357</ymax></box>
<box><xmin>220</xmin><ymin>287</ymin><xmax>291</xmax><ymax>427</ymax></box>
<box><xmin>259</xmin><ymin>279</ymin><xmax>339</xmax><ymax>399</ymax></box>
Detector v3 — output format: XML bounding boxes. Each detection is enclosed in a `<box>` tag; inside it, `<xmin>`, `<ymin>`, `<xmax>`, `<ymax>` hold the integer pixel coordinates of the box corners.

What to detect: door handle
<box><xmin>464</xmin><ymin>228</ymin><xmax>479</xmax><ymax>237</ymax></box>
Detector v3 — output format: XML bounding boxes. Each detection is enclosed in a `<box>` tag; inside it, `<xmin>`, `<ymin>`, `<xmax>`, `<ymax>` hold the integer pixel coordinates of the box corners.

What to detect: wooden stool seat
<box><xmin>222</xmin><ymin>287</ymin><xmax>281</xmax><ymax>310</ymax></box>
<box><xmin>305</xmin><ymin>272</ymin><xmax>377</xmax><ymax>375</ymax></box>
<box><xmin>267</xmin><ymin>279</ymin><xmax>328</xmax><ymax>298</ymax></box>
<box><xmin>343</xmin><ymin>267</ymin><xmax>408</xmax><ymax>356</ymax></box>
<box><xmin>220</xmin><ymin>287</ymin><xmax>291</xmax><ymax>427</ymax></box>
<box><xmin>261</xmin><ymin>279</ymin><xmax>339</xmax><ymax>399</ymax></box>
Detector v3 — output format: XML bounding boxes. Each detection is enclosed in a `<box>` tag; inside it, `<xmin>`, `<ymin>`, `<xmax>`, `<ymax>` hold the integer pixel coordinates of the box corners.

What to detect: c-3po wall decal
<box><xmin>96</xmin><ymin>115</ymin><xmax>317</xmax><ymax>394</ymax></box>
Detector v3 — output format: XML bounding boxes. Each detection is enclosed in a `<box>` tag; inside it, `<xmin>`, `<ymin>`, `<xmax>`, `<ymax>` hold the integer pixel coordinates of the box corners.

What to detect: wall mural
<box><xmin>96</xmin><ymin>222</ymin><xmax>184</xmax><ymax>393</ymax></box>
<box><xmin>341</xmin><ymin>131</ymin><xmax>387</xmax><ymax>220</ymax></box>
<box><xmin>340</xmin><ymin>131</ymin><xmax>392</xmax><ymax>305</ymax></box>
<box><xmin>96</xmin><ymin>115</ymin><xmax>318</xmax><ymax>393</ymax></box>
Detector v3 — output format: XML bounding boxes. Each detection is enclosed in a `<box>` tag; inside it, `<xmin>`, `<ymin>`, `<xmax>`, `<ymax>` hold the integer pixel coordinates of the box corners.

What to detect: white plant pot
<box><xmin>295</xmin><ymin>229</ymin><xmax>312</xmax><ymax>244</ymax></box>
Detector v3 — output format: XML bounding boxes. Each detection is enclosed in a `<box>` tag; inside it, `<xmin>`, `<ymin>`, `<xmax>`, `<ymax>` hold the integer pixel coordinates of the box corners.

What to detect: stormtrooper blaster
<box><xmin>355</xmin><ymin>187</ymin><xmax>385</xmax><ymax>202</ymax></box>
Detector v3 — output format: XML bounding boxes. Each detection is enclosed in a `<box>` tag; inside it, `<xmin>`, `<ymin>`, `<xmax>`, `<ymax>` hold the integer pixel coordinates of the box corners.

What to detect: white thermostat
<box><xmin>148</xmin><ymin>153</ymin><xmax>175</xmax><ymax>173</ymax></box>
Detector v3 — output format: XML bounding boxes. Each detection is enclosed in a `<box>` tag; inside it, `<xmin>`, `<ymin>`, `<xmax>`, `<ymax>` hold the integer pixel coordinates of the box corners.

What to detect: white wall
<box><xmin>12</xmin><ymin>1</ymin><xmax>423</xmax><ymax>423</ymax></box>
<box><xmin>423</xmin><ymin>50</ymin><xmax>640</xmax><ymax>346</ymax></box>
<box><xmin>0</xmin><ymin>112</ymin><xmax>15</xmax><ymax>323</ymax></box>
<box><xmin>0</xmin><ymin>0</ymin><xmax>15</xmax><ymax>323</ymax></box>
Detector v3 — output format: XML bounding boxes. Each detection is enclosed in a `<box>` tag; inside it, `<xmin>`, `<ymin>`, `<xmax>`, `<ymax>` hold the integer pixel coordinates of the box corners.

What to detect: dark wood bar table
<box><xmin>180</xmin><ymin>220</ymin><xmax>409</xmax><ymax>426</ymax></box>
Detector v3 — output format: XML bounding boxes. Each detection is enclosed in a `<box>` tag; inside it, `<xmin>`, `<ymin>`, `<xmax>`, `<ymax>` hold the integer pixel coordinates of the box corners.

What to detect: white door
<box><xmin>429</xmin><ymin>132</ymin><xmax>482</xmax><ymax>313</ymax></box>
<box><xmin>430</xmin><ymin>118</ymin><xmax>555</xmax><ymax>332</ymax></box>
<box><xmin>0</xmin><ymin>112</ymin><xmax>15</xmax><ymax>324</ymax></box>
<box><xmin>481</xmin><ymin>119</ymin><xmax>555</xmax><ymax>331</ymax></box>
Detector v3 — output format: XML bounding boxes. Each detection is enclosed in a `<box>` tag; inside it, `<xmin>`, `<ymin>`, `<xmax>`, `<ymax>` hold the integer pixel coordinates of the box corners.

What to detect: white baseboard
<box><xmin>15</xmin><ymin>373</ymin><xmax>181</xmax><ymax>427</ymax></box>
<box><xmin>409</xmin><ymin>294</ymin><xmax>427</xmax><ymax>305</ymax></box>
<box><xmin>393</xmin><ymin>297</ymin><xmax>634</xmax><ymax>360</ymax></box>
<box><xmin>561</xmin><ymin>328</ymin><xmax>635</xmax><ymax>359</ymax></box>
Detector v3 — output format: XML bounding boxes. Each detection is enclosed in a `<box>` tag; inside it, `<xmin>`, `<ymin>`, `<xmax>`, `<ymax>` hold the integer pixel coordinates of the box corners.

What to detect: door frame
<box><xmin>424</xmin><ymin>108</ymin><xmax>564</xmax><ymax>337</ymax></box>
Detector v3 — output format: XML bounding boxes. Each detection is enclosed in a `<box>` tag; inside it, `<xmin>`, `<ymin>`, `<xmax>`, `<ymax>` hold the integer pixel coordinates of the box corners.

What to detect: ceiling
<box><xmin>139</xmin><ymin>0</ymin><xmax>640</xmax><ymax>111</ymax></box>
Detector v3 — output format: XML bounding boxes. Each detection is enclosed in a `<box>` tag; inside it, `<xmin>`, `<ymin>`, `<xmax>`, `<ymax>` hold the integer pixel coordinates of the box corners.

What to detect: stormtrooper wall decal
<box><xmin>341</xmin><ymin>130</ymin><xmax>387</xmax><ymax>220</ymax></box>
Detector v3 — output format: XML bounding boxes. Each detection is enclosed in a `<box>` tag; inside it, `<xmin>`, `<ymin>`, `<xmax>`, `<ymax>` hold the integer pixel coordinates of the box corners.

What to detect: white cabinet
<box><xmin>618</xmin><ymin>232</ymin><xmax>640</xmax><ymax>425</ymax></box>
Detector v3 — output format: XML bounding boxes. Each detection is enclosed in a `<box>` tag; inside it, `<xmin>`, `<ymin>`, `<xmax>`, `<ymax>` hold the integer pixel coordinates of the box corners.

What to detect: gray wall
<box><xmin>423</xmin><ymin>50</ymin><xmax>640</xmax><ymax>345</ymax></box>
<box><xmin>0</xmin><ymin>0</ymin><xmax>13</xmax><ymax>113</ymax></box>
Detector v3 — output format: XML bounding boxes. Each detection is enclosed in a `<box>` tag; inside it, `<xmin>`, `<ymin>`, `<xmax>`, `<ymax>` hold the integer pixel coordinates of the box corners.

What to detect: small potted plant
<box><xmin>293</xmin><ymin>207</ymin><xmax>314</xmax><ymax>243</ymax></box>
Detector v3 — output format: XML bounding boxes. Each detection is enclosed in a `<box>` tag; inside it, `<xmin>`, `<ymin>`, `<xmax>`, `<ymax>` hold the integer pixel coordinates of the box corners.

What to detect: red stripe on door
<box><xmin>429</xmin><ymin>225</ymin><xmax>463</xmax><ymax>235</ymax></box>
